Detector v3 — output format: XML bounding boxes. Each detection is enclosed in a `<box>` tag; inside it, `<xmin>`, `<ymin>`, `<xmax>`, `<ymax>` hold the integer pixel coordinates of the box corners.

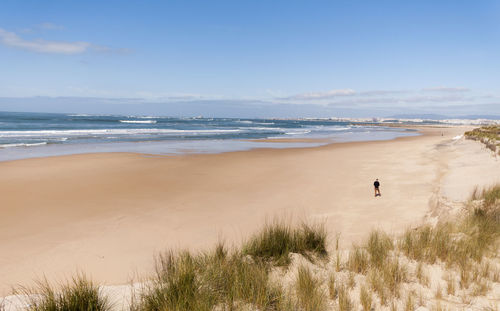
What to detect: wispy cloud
<box><xmin>280</xmin><ymin>89</ymin><xmax>410</xmax><ymax>101</ymax></box>
<box><xmin>0</xmin><ymin>28</ymin><xmax>90</xmax><ymax>54</ymax></box>
<box><xmin>18</xmin><ymin>22</ymin><xmax>65</xmax><ymax>34</ymax></box>
<box><xmin>422</xmin><ymin>86</ymin><xmax>470</xmax><ymax>92</ymax></box>
<box><xmin>284</xmin><ymin>88</ymin><xmax>355</xmax><ymax>100</ymax></box>
<box><xmin>357</xmin><ymin>90</ymin><xmax>408</xmax><ymax>96</ymax></box>
<box><xmin>326</xmin><ymin>94</ymin><xmax>470</xmax><ymax>106</ymax></box>
<box><xmin>0</xmin><ymin>27</ymin><xmax>127</xmax><ymax>55</ymax></box>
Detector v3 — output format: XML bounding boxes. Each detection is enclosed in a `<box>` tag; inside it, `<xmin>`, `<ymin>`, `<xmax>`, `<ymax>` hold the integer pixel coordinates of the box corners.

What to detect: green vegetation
<box><xmin>465</xmin><ymin>125</ymin><xmax>500</xmax><ymax>155</ymax></box>
<box><xmin>14</xmin><ymin>275</ymin><xmax>110</xmax><ymax>311</ymax></box>
<box><xmin>399</xmin><ymin>184</ymin><xmax>499</xmax><ymax>269</ymax></box>
<box><xmin>359</xmin><ymin>284</ymin><xmax>372</xmax><ymax>311</ymax></box>
<box><xmin>346</xmin><ymin>245</ymin><xmax>369</xmax><ymax>273</ymax></box>
<box><xmin>295</xmin><ymin>266</ymin><xmax>326</xmax><ymax>311</ymax></box>
<box><xmin>327</xmin><ymin>273</ymin><xmax>336</xmax><ymax>300</ymax></box>
<box><xmin>366</xmin><ymin>230</ymin><xmax>393</xmax><ymax>268</ymax></box>
<box><xmin>242</xmin><ymin>221</ymin><xmax>327</xmax><ymax>265</ymax></box>
<box><xmin>336</xmin><ymin>284</ymin><xmax>352</xmax><ymax>311</ymax></box>
<box><xmin>133</xmin><ymin>245</ymin><xmax>283</xmax><ymax>311</ymax></box>
<box><xmin>133</xmin><ymin>222</ymin><xmax>328</xmax><ymax>311</ymax></box>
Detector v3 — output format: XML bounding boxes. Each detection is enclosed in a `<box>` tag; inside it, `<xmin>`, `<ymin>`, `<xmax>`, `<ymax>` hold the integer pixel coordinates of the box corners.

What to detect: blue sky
<box><xmin>0</xmin><ymin>0</ymin><xmax>499</xmax><ymax>117</ymax></box>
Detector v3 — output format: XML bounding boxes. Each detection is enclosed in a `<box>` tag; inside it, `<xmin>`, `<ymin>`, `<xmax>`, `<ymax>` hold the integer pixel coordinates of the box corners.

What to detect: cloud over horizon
<box><xmin>0</xmin><ymin>95</ymin><xmax>498</xmax><ymax>119</ymax></box>
<box><xmin>284</xmin><ymin>89</ymin><xmax>355</xmax><ymax>100</ymax></box>
<box><xmin>421</xmin><ymin>86</ymin><xmax>470</xmax><ymax>93</ymax></box>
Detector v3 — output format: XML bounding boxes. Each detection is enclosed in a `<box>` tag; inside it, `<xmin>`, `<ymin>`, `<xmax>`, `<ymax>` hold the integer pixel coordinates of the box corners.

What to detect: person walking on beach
<box><xmin>374</xmin><ymin>179</ymin><xmax>381</xmax><ymax>197</ymax></box>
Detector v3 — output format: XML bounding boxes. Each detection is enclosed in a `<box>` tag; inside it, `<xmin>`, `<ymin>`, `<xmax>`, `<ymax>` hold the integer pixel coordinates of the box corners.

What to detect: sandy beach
<box><xmin>1</xmin><ymin>125</ymin><xmax>498</xmax><ymax>295</ymax></box>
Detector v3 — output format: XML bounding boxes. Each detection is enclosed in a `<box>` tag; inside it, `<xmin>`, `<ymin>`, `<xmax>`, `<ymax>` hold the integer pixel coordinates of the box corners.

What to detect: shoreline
<box><xmin>0</xmin><ymin>124</ymin><xmax>419</xmax><ymax>163</ymax></box>
<box><xmin>0</xmin><ymin>122</ymin><xmax>443</xmax><ymax>166</ymax></box>
<box><xmin>2</xmin><ymin>125</ymin><xmax>496</xmax><ymax>295</ymax></box>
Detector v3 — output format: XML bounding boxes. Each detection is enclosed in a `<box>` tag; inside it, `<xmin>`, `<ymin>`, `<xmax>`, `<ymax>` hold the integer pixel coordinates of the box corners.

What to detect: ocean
<box><xmin>0</xmin><ymin>111</ymin><xmax>418</xmax><ymax>161</ymax></box>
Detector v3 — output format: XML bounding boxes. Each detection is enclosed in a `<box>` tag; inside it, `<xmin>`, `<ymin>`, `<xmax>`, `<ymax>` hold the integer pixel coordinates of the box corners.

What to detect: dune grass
<box><xmin>399</xmin><ymin>185</ymin><xmax>499</xmax><ymax>270</ymax></box>
<box><xmin>346</xmin><ymin>230</ymin><xmax>406</xmax><ymax>303</ymax></box>
<box><xmin>404</xmin><ymin>292</ymin><xmax>415</xmax><ymax>311</ymax></box>
<box><xmin>14</xmin><ymin>275</ymin><xmax>110</xmax><ymax>311</ymax></box>
<box><xmin>133</xmin><ymin>244</ymin><xmax>283</xmax><ymax>311</ymax></box>
<box><xmin>346</xmin><ymin>245</ymin><xmax>369</xmax><ymax>274</ymax></box>
<box><xmin>242</xmin><ymin>221</ymin><xmax>327</xmax><ymax>266</ymax></box>
<box><xmin>336</xmin><ymin>284</ymin><xmax>352</xmax><ymax>311</ymax></box>
<box><xmin>327</xmin><ymin>273</ymin><xmax>337</xmax><ymax>300</ymax></box>
<box><xmin>133</xmin><ymin>221</ymin><xmax>327</xmax><ymax>311</ymax></box>
<box><xmin>347</xmin><ymin>230</ymin><xmax>394</xmax><ymax>273</ymax></box>
<box><xmin>359</xmin><ymin>284</ymin><xmax>372</xmax><ymax>311</ymax></box>
<box><xmin>295</xmin><ymin>266</ymin><xmax>326</xmax><ymax>311</ymax></box>
<box><xmin>465</xmin><ymin>125</ymin><xmax>500</xmax><ymax>155</ymax></box>
<box><xmin>366</xmin><ymin>230</ymin><xmax>393</xmax><ymax>268</ymax></box>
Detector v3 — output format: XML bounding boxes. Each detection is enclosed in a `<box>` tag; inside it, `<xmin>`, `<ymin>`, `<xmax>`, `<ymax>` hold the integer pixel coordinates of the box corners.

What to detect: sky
<box><xmin>0</xmin><ymin>0</ymin><xmax>499</xmax><ymax>118</ymax></box>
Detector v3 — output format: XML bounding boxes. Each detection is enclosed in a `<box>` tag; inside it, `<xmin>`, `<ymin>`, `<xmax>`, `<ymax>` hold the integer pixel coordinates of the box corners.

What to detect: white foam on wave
<box><xmin>453</xmin><ymin>134</ymin><xmax>463</xmax><ymax>140</ymax></box>
<box><xmin>0</xmin><ymin>128</ymin><xmax>242</xmax><ymax>137</ymax></box>
<box><xmin>242</xmin><ymin>127</ymin><xmax>284</xmax><ymax>131</ymax></box>
<box><xmin>68</xmin><ymin>114</ymin><xmax>113</xmax><ymax>117</ymax></box>
<box><xmin>309</xmin><ymin>125</ymin><xmax>351</xmax><ymax>132</ymax></box>
<box><xmin>285</xmin><ymin>130</ymin><xmax>312</xmax><ymax>135</ymax></box>
<box><xmin>0</xmin><ymin>142</ymin><xmax>47</xmax><ymax>148</ymax></box>
<box><xmin>120</xmin><ymin>120</ymin><xmax>157</xmax><ymax>124</ymax></box>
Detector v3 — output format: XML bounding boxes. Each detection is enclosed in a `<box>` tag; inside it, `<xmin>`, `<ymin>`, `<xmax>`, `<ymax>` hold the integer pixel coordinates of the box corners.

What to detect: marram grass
<box><xmin>14</xmin><ymin>274</ymin><xmax>110</xmax><ymax>311</ymax></box>
<box><xmin>242</xmin><ymin>221</ymin><xmax>327</xmax><ymax>265</ymax></box>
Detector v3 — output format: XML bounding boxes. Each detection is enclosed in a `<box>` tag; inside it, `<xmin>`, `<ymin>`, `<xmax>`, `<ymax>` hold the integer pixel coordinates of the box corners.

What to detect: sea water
<box><xmin>0</xmin><ymin>111</ymin><xmax>418</xmax><ymax>161</ymax></box>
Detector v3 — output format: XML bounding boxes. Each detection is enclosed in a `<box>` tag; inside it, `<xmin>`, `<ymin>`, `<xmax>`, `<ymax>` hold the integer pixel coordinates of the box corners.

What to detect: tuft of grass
<box><xmin>415</xmin><ymin>262</ymin><xmax>430</xmax><ymax>286</ymax></box>
<box><xmin>14</xmin><ymin>275</ymin><xmax>110</xmax><ymax>311</ymax></box>
<box><xmin>368</xmin><ymin>269</ymin><xmax>387</xmax><ymax>306</ymax></box>
<box><xmin>367</xmin><ymin>230</ymin><xmax>393</xmax><ymax>268</ymax></box>
<box><xmin>295</xmin><ymin>266</ymin><xmax>326</xmax><ymax>311</ymax></box>
<box><xmin>328</xmin><ymin>273</ymin><xmax>337</xmax><ymax>300</ymax></box>
<box><xmin>399</xmin><ymin>224</ymin><xmax>455</xmax><ymax>265</ymax></box>
<box><xmin>337</xmin><ymin>284</ymin><xmax>352</xmax><ymax>311</ymax></box>
<box><xmin>399</xmin><ymin>184</ymin><xmax>500</xmax><ymax>271</ymax></box>
<box><xmin>459</xmin><ymin>263</ymin><xmax>472</xmax><ymax>289</ymax></box>
<box><xmin>347</xmin><ymin>245</ymin><xmax>369</xmax><ymax>274</ymax></box>
<box><xmin>137</xmin><ymin>251</ymin><xmax>210</xmax><ymax>311</ymax></box>
<box><xmin>242</xmin><ymin>221</ymin><xmax>327</xmax><ymax>265</ymax></box>
<box><xmin>444</xmin><ymin>272</ymin><xmax>456</xmax><ymax>296</ymax></box>
<box><xmin>335</xmin><ymin>252</ymin><xmax>342</xmax><ymax>272</ymax></box>
<box><xmin>359</xmin><ymin>284</ymin><xmax>372</xmax><ymax>311</ymax></box>
<box><xmin>405</xmin><ymin>292</ymin><xmax>415</xmax><ymax>311</ymax></box>
<box><xmin>347</xmin><ymin>272</ymin><xmax>356</xmax><ymax>289</ymax></box>
<box><xmin>381</xmin><ymin>258</ymin><xmax>408</xmax><ymax>298</ymax></box>
<box><xmin>134</xmin><ymin>244</ymin><xmax>284</xmax><ymax>311</ymax></box>
<box><xmin>471</xmin><ymin>278</ymin><xmax>490</xmax><ymax>297</ymax></box>
<box><xmin>481</xmin><ymin>185</ymin><xmax>500</xmax><ymax>209</ymax></box>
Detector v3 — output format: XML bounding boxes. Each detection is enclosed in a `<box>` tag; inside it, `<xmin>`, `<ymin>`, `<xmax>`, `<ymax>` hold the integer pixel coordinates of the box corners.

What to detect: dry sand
<box><xmin>0</xmin><ymin>125</ymin><xmax>497</xmax><ymax>295</ymax></box>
